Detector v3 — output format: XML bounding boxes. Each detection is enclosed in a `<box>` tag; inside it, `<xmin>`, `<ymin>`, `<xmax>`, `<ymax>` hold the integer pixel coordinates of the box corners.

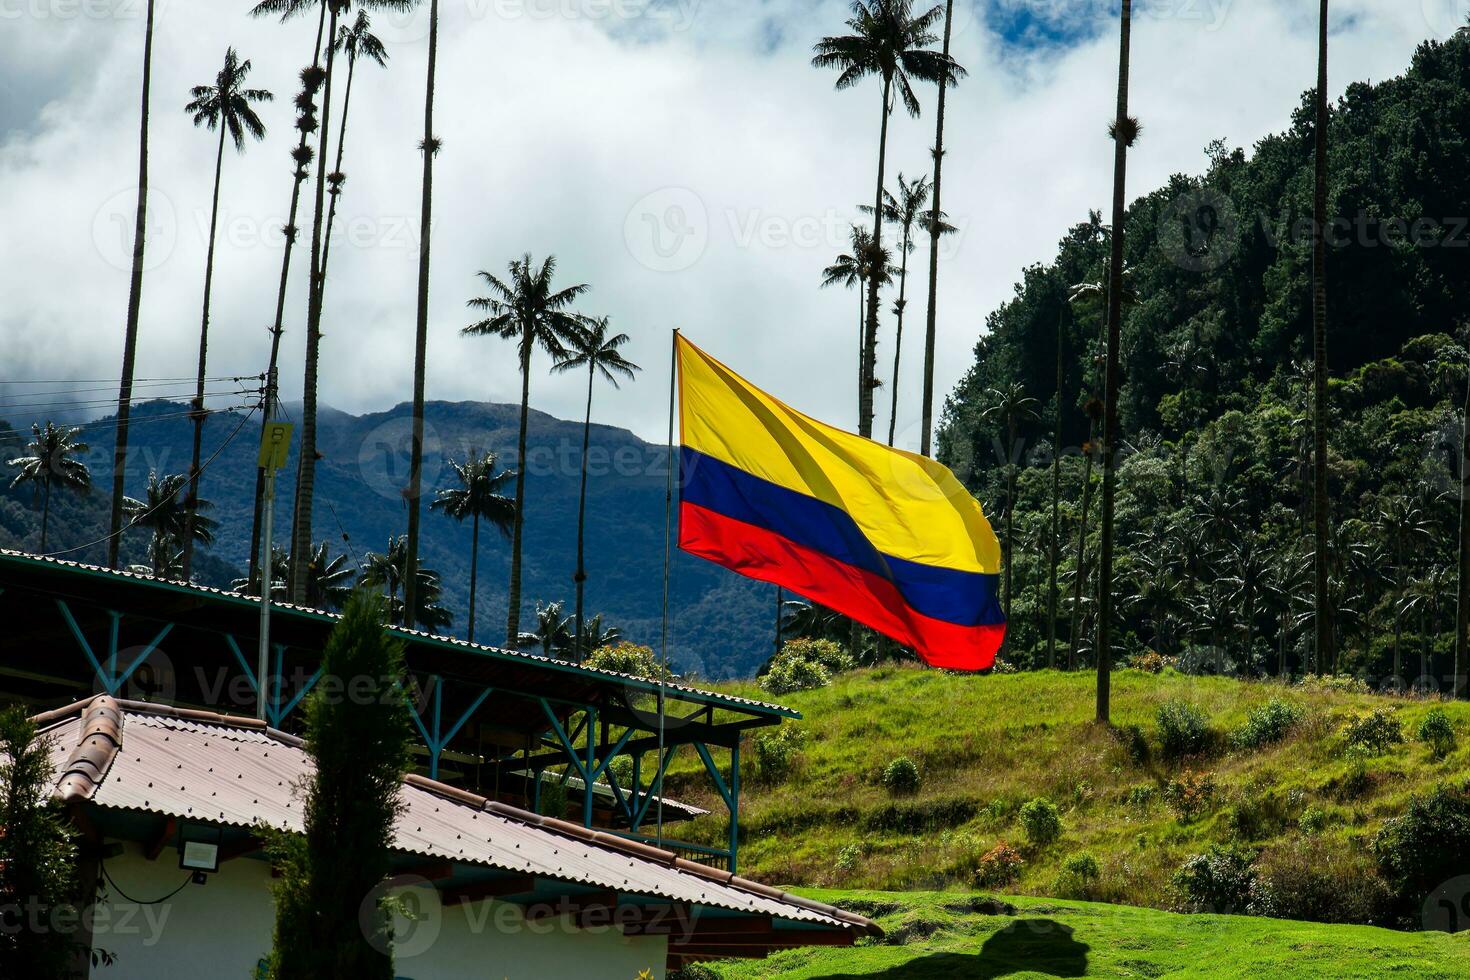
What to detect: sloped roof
<box><xmin>35</xmin><ymin>696</ymin><xmax>877</xmax><ymax>937</ymax></box>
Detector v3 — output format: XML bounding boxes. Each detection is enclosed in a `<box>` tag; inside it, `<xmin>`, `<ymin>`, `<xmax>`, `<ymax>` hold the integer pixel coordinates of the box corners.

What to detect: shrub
<box><xmin>1124</xmin><ymin>784</ymin><xmax>1158</xmax><ymax>810</ymax></box>
<box><xmin>1163</xmin><ymin>768</ymin><xmax>1217</xmax><ymax>822</ymax></box>
<box><xmin>1172</xmin><ymin>846</ymin><xmax>1260</xmax><ymax>915</ymax></box>
<box><xmin>1132</xmin><ymin>651</ymin><xmax>1171</xmax><ymax>674</ymax></box>
<box><xmin>607</xmin><ymin>755</ymin><xmax>634</xmax><ymax>788</ymax></box>
<box><xmin>882</xmin><ymin>756</ymin><xmax>921</xmax><ymax>795</ymax></box>
<box><xmin>537</xmin><ymin>778</ymin><xmax>569</xmax><ymax>818</ymax></box>
<box><xmin>1156</xmin><ymin>699</ymin><xmax>1213</xmax><ymax>759</ymax></box>
<box><xmin>1342</xmin><ymin>708</ymin><xmax>1404</xmax><ymax>754</ymax></box>
<box><xmin>752</xmin><ymin>727</ymin><xmax>805</xmax><ymax>783</ymax></box>
<box><xmin>584</xmin><ymin>641</ymin><xmax>672</xmax><ymax>680</ymax></box>
<box><xmin>1297</xmin><ymin>806</ymin><xmax>1327</xmax><ymax>835</ymax></box>
<box><xmin>1055</xmin><ymin>852</ymin><xmax>1101</xmax><ymax>900</ymax></box>
<box><xmin>1018</xmin><ymin>797</ymin><xmax>1062</xmax><ymax>846</ymax></box>
<box><xmin>1372</xmin><ymin>784</ymin><xmax>1470</xmax><ymax>908</ymax></box>
<box><xmin>973</xmin><ymin>841</ymin><xmax>1025</xmax><ymax>887</ymax></box>
<box><xmin>835</xmin><ymin>842</ymin><xmax>866</xmax><ymax>873</ymax></box>
<box><xmin>1417</xmin><ymin>708</ymin><xmax>1456</xmax><ymax>759</ymax></box>
<box><xmin>1232</xmin><ymin>698</ymin><xmax>1305</xmax><ymax>750</ymax></box>
<box><xmin>864</xmin><ymin>798</ymin><xmax>977</xmax><ymax>833</ymax></box>
<box><xmin>668</xmin><ymin>966</ymin><xmax>719</xmax><ymax>980</ymax></box>
<box><xmin>1255</xmin><ymin>838</ymin><xmax>1392</xmax><ymax>925</ymax></box>
<box><xmin>759</xmin><ymin>655</ymin><xmax>831</xmax><ymax>695</ymax></box>
<box><xmin>778</xmin><ymin>637</ymin><xmax>853</xmax><ymax>674</ymax></box>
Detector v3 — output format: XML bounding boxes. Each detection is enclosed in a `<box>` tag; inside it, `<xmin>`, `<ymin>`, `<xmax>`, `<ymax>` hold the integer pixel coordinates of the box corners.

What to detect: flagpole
<box><xmin>656</xmin><ymin>327</ymin><xmax>678</xmax><ymax>847</ymax></box>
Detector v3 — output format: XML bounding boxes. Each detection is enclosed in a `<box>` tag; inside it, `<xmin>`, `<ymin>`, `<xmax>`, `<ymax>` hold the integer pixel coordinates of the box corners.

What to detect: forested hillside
<box><xmin>937</xmin><ymin>34</ymin><xmax>1470</xmax><ymax>684</ymax></box>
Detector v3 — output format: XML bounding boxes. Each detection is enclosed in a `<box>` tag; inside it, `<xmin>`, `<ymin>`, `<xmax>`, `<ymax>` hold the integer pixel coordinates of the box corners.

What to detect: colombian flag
<box><xmin>676</xmin><ymin>335</ymin><xmax>1006</xmax><ymax>671</ymax></box>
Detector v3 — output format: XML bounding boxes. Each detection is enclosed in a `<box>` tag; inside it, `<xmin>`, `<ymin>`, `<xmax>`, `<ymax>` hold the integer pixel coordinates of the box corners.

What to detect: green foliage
<box><xmin>537</xmin><ymin>778</ymin><xmax>570</xmax><ymax>819</ymax></box>
<box><xmin>1342</xmin><ymin>708</ymin><xmax>1405</xmax><ymax>754</ymax></box>
<box><xmin>668</xmin><ymin>965</ymin><xmax>719</xmax><ymax>980</ymax></box>
<box><xmin>1297</xmin><ymin>806</ymin><xmax>1327</xmax><ymax>835</ymax></box>
<box><xmin>1372</xmin><ymin>784</ymin><xmax>1470</xmax><ymax>911</ymax></box>
<box><xmin>1018</xmin><ymin>797</ymin><xmax>1062</xmax><ymax>846</ymax></box>
<box><xmin>1055</xmin><ymin>852</ymin><xmax>1101</xmax><ymax>900</ymax></box>
<box><xmin>1172</xmin><ymin>846</ymin><xmax>1261</xmax><ymax>915</ymax></box>
<box><xmin>1163</xmin><ymin>768</ymin><xmax>1217</xmax><ymax>822</ymax></box>
<box><xmin>1417</xmin><ymin>707</ymin><xmax>1456</xmax><ymax>758</ymax></box>
<box><xmin>1231</xmin><ymin>698</ymin><xmax>1306</xmax><ymax>750</ymax></box>
<box><xmin>1254</xmin><ymin>839</ymin><xmax>1392</xmax><ymax>925</ymax></box>
<box><xmin>973</xmin><ymin>842</ymin><xmax>1024</xmax><ymax>888</ymax></box>
<box><xmin>1156</xmin><ymin>699</ymin><xmax>1213</xmax><ymax>759</ymax></box>
<box><xmin>778</xmin><ymin>637</ymin><xmax>853</xmax><ymax>674</ymax></box>
<box><xmin>583</xmin><ymin>641</ymin><xmax>671</xmax><ymax>680</ymax></box>
<box><xmin>760</xmin><ymin>655</ymin><xmax>831</xmax><ymax>695</ymax></box>
<box><xmin>752</xmin><ymin>726</ymin><xmax>806</xmax><ymax>784</ymax></box>
<box><xmin>881</xmin><ymin>756</ymin><xmax>921</xmax><ymax>795</ymax></box>
<box><xmin>0</xmin><ymin>706</ymin><xmax>82</xmax><ymax>977</ymax></box>
<box><xmin>269</xmin><ymin>591</ymin><xmax>414</xmax><ymax>979</ymax></box>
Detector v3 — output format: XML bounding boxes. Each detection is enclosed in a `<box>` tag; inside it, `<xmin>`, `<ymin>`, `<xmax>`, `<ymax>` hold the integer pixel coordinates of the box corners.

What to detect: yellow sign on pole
<box><xmin>258</xmin><ymin>422</ymin><xmax>294</xmax><ymax>471</ymax></box>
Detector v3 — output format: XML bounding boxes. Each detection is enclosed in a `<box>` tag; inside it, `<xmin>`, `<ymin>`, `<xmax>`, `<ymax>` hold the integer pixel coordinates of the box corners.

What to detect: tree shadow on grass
<box><xmin>812</xmin><ymin>919</ymin><xmax>1091</xmax><ymax>979</ymax></box>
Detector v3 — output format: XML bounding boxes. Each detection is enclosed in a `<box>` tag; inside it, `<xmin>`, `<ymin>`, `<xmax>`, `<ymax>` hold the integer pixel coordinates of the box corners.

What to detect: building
<box><xmin>2</xmin><ymin>551</ymin><xmax>879</xmax><ymax>977</ymax></box>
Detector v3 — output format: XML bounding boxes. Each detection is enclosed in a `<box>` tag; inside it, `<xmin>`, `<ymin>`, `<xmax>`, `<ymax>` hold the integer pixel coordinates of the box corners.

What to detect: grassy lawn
<box><xmin>703</xmin><ymin>889</ymin><xmax>1470</xmax><ymax>979</ymax></box>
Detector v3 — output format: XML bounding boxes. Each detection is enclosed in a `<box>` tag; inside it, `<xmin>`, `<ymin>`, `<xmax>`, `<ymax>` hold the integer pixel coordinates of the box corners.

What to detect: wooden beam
<box><xmin>219</xmin><ymin>835</ymin><xmax>264</xmax><ymax>863</ymax></box>
<box><xmin>523</xmin><ymin>890</ymin><xmax>619</xmax><ymax>922</ymax></box>
<box><xmin>144</xmin><ymin>816</ymin><xmax>177</xmax><ymax>861</ymax></box>
<box><xmin>438</xmin><ymin>875</ymin><xmax>536</xmax><ymax>904</ymax></box>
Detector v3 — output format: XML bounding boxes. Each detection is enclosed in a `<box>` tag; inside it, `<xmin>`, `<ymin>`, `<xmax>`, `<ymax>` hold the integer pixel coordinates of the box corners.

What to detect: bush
<box><xmin>835</xmin><ymin>842</ymin><xmax>866</xmax><ymax>873</ymax></box>
<box><xmin>1163</xmin><ymin>769</ymin><xmax>1217</xmax><ymax>822</ymax></box>
<box><xmin>1156</xmin><ymin>699</ymin><xmax>1213</xmax><ymax>759</ymax></box>
<box><xmin>1255</xmin><ymin>839</ymin><xmax>1392</xmax><ymax>925</ymax></box>
<box><xmin>1124</xmin><ymin>784</ymin><xmax>1158</xmax><ymax>810</ymax></box>
<box><xmin>1018</xmin><ymin>797</ymin><xmax>1062</xmax><ymax>846</ymax></box>
<box><xmin>668</xmin><ymin>966</ymin><xmax>719</xmax><ymax>980</ymax></box>
<box><xmin>760</xmin><ymin>655</ymin><xmax>831</xmax><ymax>695</ymax></box>
<box><xmin>1297</xmin><ymin>806</ymin><xmax>1327</xmax><ymax>835</ymax></box>
<box><xmin>778</xmin><ymin>637</ymin><xmax>853</xmax><ymax>674</ymax></box>
<box><xmin>1172</xmin><ymin>846</ymin><xmax>1261</xmax><ymax>915</ymax></box>
<box><xmin>1342</xmin><ymin>708</ymin><xmax>1404</xmax><ymax>754</ymax></box>
<box><xmin>1417</xmin><ymin>708</ymin><xmax>1456</xmax><ymax>759</ymax></box>
<box><xmin>973</xmin><ymin>841</ymin><xmax>1024</xmax><ymax>887</ymax></box>
<box><xmin>1372</xmin><ymin>784</ymin><xmax>1470</xmax><ymax>908</ymax></box>
<box><xmin>1132</xmin><ymin>651</ymin><xmax>1172</xmax><ymax>674</ymax></box>
<box><xmin>753</xmin><ymin>727</ymin><xmax>805</xmax><ymax>784</ymax></box>
<box><xmin>882</xmin><ymin>756</ymin><xmax>921</xmax><ymax>795</ymax></box>
<box><xmin>1232</xmin><ymin>698</ymin><xmax>1305</xmax><ymax>750</ymax></box>
<box><xmin>1055</xmin><ymin>852</ymin><xmax>1101</xmax><ymax>900</ymax></box>
<box><xmin>584</xmin><ymin>641</ymin><xmax>671</xmax><ymax>680</ymax></box>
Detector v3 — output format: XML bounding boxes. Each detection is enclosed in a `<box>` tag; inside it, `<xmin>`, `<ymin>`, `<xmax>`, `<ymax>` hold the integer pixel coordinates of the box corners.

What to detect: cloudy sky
<box><xmin>1</xmin><ymin>0</ymin><xmax>1464</xmax><ymax>447</ymax></box>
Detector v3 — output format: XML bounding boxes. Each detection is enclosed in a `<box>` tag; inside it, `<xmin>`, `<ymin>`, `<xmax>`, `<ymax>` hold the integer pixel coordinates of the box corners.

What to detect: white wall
<box><xmin>90</xmin><ymin>843</ymin><xmax>667</xmax><ymax>980</ymax></box>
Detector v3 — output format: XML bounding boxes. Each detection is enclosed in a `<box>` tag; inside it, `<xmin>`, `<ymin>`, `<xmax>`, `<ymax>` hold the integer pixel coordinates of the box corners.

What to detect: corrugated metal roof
<box><xmin>2</xmin><ymin>549</ymin><xmax>794</xmax><ymax>718</ymax></box>
<box><xmin>38</xmin><ymin>697</ymin><xmax>876</xmax><ymax>936</ymax></box>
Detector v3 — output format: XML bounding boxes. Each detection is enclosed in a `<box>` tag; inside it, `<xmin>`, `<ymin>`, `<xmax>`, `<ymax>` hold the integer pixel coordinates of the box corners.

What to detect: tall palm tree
<box><xmin>108</xmin><ymin>0</ymin><xmax>157</xmax><ymax>569</ymax></box>
<box><xmin>402</xmin><ymin>0</ymin><xmax>441</xmax><ymax>629</ymax></box>
<box><xmin>123</xmin><ymin>471</ymin><xmax>216</xmax><ymax>577</ymax></box>
<box><xmin>822</xmin><ymin>225</ymin><xmax>870</xmax><ymax>424</ymax></box>
<box><xmin>582</xmin><ymin>613</ymin><xmax>622</xmax><ymax>653</ymax></box>
<box><xmin>552</xmin><ymin>318</ymin><xmax>641</xmax><ymax>660</ymax></box>
<box><xmin>1094</xmin><ymin>0</ymin><xmax>1138</xmax><ymax>724</ymax></box>
<box><xmin>8</xmin><ymin>422</ymin><xmax>90</xmax><ymax>553</ymax></box>
<box><xmin>1046</xmin><ymin>299</ymin><xmax>1068</xmax><ymax>670</ymax></box>
<box><xmin>518</xmin><ymin>601</ymin><xmax>574</xmax><ymax>658</ymax></box>
<box><xmin>430</xmin><ymin>452</ymin><xmax>516</xmax><ymax>644</ymax></box>
<box><xmin>236</xmin><ymin>542</ymin><xmax>353</xmax><ymax>610</ymax></box>
<box><xmin>862</xmin><ymin>173</ymin><xmax>953</xmax><ymax>446</ymax></box>
<box><xmin>813</xmin><ymin>0</ymin><xmax>959</xmax><ymax>439</ymax></box>
<box><xmin>1376</xmin><ymin>495</ymin><xmax>1432</xmax><ymax>687</ymax></box>
<box><xmin>181</xmin><ymin>48</ymin><xmax>272</xmax><ymax>580</ymax></box>
<box><xmin>462</xmin><ymin>255</ymin><xmax>591</xmax><ymax>648</ymax></box>
<box><xmin>980</xmin><ymin>384</ymin><xmax>1040</xmax><ymax>634</ymax></box>
<box><xmin>246</xmin><ymin>0</ymin><xmax>330</xmax><ymax>593</ymax></box>
<box><xmin>357</xmin><ymin>534</ymin><xmax>451</xmax><ymax>628</ymax></box>
<box><xmin>318</xmin><ymin>11</ymin><xmax>389</xmax><ymax>281</ymax></box>
<box><xmin>1311</xmin><ymin>0</ymin><xmax>1334</xmax><ymax>687</ymax></box>
<box><xmin>360</xmin><ymin>535</ymin><xmax>408</xmax><ymax>613</ymax></box>
<box><xmin>918</xmin><ymin>0</ymin><xmax>960</xmax><ymax>459</ymax></box>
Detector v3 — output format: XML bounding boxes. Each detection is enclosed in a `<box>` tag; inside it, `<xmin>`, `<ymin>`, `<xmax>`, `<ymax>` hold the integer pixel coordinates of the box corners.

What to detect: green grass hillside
<box><xmin>666</xmin><ymin>667</ymin><xmax>1470</xmax><ymax>926</ymax></box>
<box><xmin>701</xmin><ymin>889</ymin><xmax>1470</xmax><ymax>978</ymax></box>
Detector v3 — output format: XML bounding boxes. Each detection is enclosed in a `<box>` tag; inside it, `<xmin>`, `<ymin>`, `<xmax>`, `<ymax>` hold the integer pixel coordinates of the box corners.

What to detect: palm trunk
<box><xmin>1393</xmin><ymin>607</ymin><xmax>1402</xmax><ymax>691</ymax></box>
<box><xmin>289</xmin><ymin>4</ymin><xmax>341</xmax><ymax>604</ymax></box>
<box><xmin>1459</xmin><ymin>355</ymin><xmax>1470</xmax><ymax>697</ymax></box>
<box><xmin>40</xmin><ymin>475</ymin><xmax>52</xmax><ymax>553</ymax></box>
<box><xmin>182</xmin><ymin>122</ymin><xmax>229</xmax><ymax>581</ymax></box>
<box><xmin>403</xmin><ymin>0</ymin><xmax>440</xmax><ymax>629</ymax></box>
<box><xmin>248</xmin><ymin>7</ymin><xmax>328</xmax><ymax>594</ymax></box>
<box><xmin>919</xmin><ymin>0</ymin><xmax>954</xmax><ymax>459</ymax></box>
<box><xmin>1047</xmin><ymin>307</ymin><xmax>1065</xmax><ymax>669</ymax></box>
<box><xmin>886</xmin><ymin>223</ymin><xmax>911</xmax><ymax>447</ymax></box>
<box><xmin>1067</xmin><ymin>420</ymin><xmax>1097</xmax><ymax>671</ymax></box>
<box><xmin>862</xmin><ymin>76</ymin><xmax>893</xmax><ymax>440</ymax></box>
<box><xmin>108</xmin><ymin>0</ymin><xmax>155</xmax><ymax>569</ymax></box>
<box><xmin>318</xmin><ymin>51</ymin><xmax>358</xmax><ymax>303</ymax></box>
<box><xmin>507</xmin><ymin>338</ymin><xmax>533</xmax><ymax>648</ymax></box>
<box><xmin>1096</xmin><ymin>0</ymin><xmax>1133</xmax><ymax>724</ymax></box>
<box><xmin>467</xmin><ymin>511</ymin><xmax>480</xmax><ymax>644</ymax></box>
<box><xmin>1280</xmin><ymin>610</ymin><xmax>1288</xmax><ymax>679</ymax></box>
<box><xmin>1312</xmin><ymin>0</ymin><xmax>1334</xmax><ymax>677</ymax></box>
<box><xmin>1003</xmin><ymin>425</ymin><xmax>1017</xmax><ymax>628</ymax></box>
<box><xmin>573</xmin><ymin>366</ymin><xmax>594</xmax><ymax>661</ymax></box>
<box><xmin>856</xmin><ymin>284</ymin><xmax>865</xmax><ymax>427</ymax></box>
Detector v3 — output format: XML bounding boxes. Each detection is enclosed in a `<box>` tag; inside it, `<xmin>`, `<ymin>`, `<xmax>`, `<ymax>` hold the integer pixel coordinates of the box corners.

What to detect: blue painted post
<box><xmin>429</xmin><ymin>675</ymin><xmax>443</xmax><ymax>780</ymax></box>
<box><xmin>584</xmin><ymin>707</ymin><xmax>597</xmax><ymax>828</ymax></box>
<box><xmin>729</xmin><ymin>740</ymin><xmax>740</xmax><ymax>874</ymax></box>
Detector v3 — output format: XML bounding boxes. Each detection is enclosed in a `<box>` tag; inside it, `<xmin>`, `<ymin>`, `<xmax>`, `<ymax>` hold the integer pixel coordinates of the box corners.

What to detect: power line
<box><xmin>0</xmin><ymin>387</ymin><xmax>259</xmax><ymax>416</ymax></box>
<box><xmin>61</xmin><ymin>404</ymin><xmax>260</xmax><ymax>435</ymax></box>
<box><xmin>270</xmin><ymin>400</ymin><xmax>361</xmax><ymax>571</ymax></box>
<box><xmin>0</xmin><ymin>374</ymin><xmax>259</xmax><ymax>387</ymax></box>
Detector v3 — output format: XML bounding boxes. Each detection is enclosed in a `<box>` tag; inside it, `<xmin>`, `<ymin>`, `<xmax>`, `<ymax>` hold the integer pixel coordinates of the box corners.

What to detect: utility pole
<box><xmin>256</xmin><ymin>368</ymin><xmax>291</xmax><ymax>722</ymax></box>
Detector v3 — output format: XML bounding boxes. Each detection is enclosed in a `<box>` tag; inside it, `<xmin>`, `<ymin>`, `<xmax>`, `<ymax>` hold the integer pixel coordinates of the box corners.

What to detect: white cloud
<box><xmin>0</xmin><ymin>0</ymin><xmax>1447</xmax><ymax>447</ymax></box>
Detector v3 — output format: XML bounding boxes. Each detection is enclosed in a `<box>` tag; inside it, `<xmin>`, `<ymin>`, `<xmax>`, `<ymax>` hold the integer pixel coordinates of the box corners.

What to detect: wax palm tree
<box><xmin>463</xmin><ymin>254</ymin><xmax>592</xmax><ymax>648</ymax></box>
<box><xmin>236</xmin><ymin>542</ymin><xmax>352</xmax><ymax>609</ymax></box>
<box><xmin>1375</xmin><ymin>495</ymin><xmax>1433</xmax><ymax>686</ymax></box>
<box><xmin>980</xmin><ymin>384</ymin><xmax>1041</xmax><ymax>633</ymax></box>
<box><xmin>813</xmin><ymin>0</ymin><xmax>960</xmax><ymax>439</ymax></box>
<box><xmin>518</xmin><ymin>601</ymin><xmax>574</xmax><ymax>658</ymax></box>
<box><xmin>552</xmin><ymin>318</ymin><xmax>640</xmax><ymax>659</ymax></box>
<box><xmin>360</xmin><ymin>534</ymin><xmax>408</xmax><ymax>612</ymax></box>
<box><xmin>181</xmin><ymin>48</ymin><xmax>271</xmax><ymax>580</ymax></box>
<box><xmin>1095</xmin><ymin>0</ymin><xmax>1140</xmax><ymax>723</ymax></box>
<box><xmin>1310</xmin><ymin>0</ymin><xmax>1335</xmax><ymax>686</ymax></box>
<box><xmin>918</xmin><ymin>0</ymin><xmax>961</xmax><ymax>458</ymax></box>
<box><xmin>1223</xmin><ymin>536</ymin><xmax>1269</xmax><ymax>677</ymax></box>
<box><xmin>1124</xmin><ymin>549</ymin><xmax>1186</xmax><ymax>654</ymax></box>
<box><xmin>318</xmin><ymin>10</ymin><xmax>388</xmax><ymax>281</ymax></box>
<box><xmin>123</xmin><ymin>471</ymin><xmax>216</xmax><ymax>576</ymax></box>
<box><xmin>1263</xmin><ymin>547</ymin><xmax>1312</xmax><ymax>678</ymax></box>
<box><xmin>583</xmin><ymin>614</ymin><xmax>623</xmax><ymax>652</ymax></box>
<box><xmin>822</xmin><ymin>225</ymin><xmax>871</xmax><ymax>423</ymax></box>
<box><xmin>862</xmin><ymin>173</ymin><xmax>954</xmax><ymax>446</ymax></box>
<box><xmin>8</xmin><ymin>422</ymin><xmax>90</xmax><ymax>553</ymax></box>
<box><xmin>359</xmin><ymin>534</ymin><xmax>450</xmax><ymax>627</ymax></box>
<box><xmin>402</xmin><ymin>0</ymin><xmax>443</xmax><ymax>628</ymax></box>
<box><xmin>430</xmin><ymin>452</ymin><xmax>516</xmax><ymax>643</ymax></box>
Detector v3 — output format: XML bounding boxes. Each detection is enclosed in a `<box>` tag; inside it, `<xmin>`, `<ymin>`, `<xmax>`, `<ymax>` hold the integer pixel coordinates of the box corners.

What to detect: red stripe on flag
<box><xmin>680</xmin><ymin>501</ymin><xmax>1003</xmax><ymax>671</ymax></box>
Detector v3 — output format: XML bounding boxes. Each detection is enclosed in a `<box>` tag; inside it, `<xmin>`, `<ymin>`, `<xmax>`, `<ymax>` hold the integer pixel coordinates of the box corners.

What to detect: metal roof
<box><xmin>0</xmin><ymin>549</ymin><xmax>797</xmax><ymax>719</ymax></box>
<box><xmin>37</xmin><ymin>696</ymin><xmax>876</xmax><ymax>937</ymax></box>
